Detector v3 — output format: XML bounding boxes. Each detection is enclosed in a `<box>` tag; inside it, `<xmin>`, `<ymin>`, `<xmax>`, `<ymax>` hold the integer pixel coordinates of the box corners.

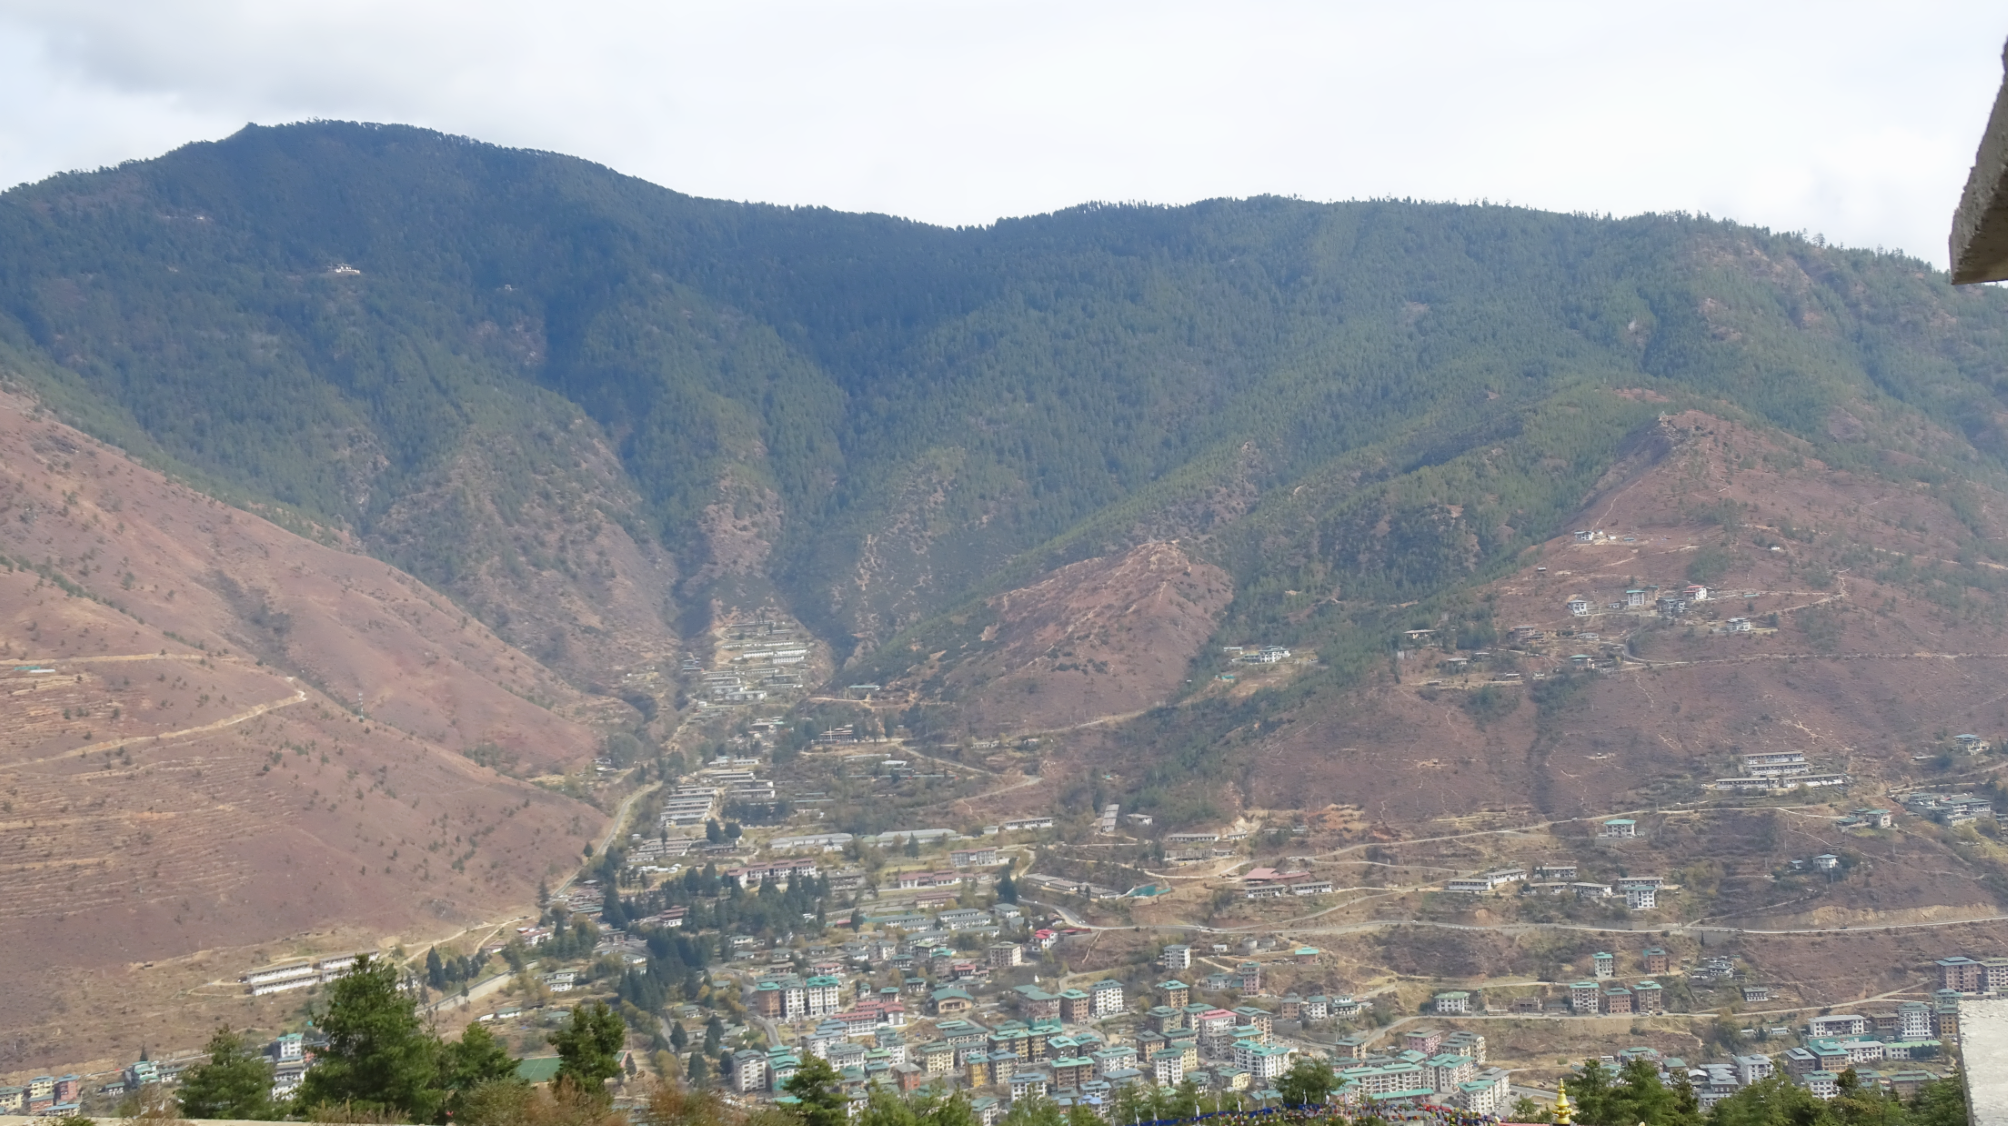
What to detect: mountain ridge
<box><xmin>14</xmin><ymin>122</ymin><xmax>2008</xmax><ymax>698</ymax></box>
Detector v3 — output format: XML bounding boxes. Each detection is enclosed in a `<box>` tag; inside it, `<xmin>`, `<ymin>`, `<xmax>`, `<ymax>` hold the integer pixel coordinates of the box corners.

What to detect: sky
<box><xmin>0</xmin><ymin>1</ymin><xmax>2001</xmax><ymax>267</ymax></box>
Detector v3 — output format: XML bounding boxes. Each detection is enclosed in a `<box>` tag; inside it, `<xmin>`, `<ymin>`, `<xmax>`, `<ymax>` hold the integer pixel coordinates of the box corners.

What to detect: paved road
<box><xmin>425</xmin><ymin>969</ymin><xmax>515</xmax><ymax>1014</ymax></box>
<box><xmin>559</xmin><ymin>780</ymin><xmax>663</xmax><ymax>896</ymax></box>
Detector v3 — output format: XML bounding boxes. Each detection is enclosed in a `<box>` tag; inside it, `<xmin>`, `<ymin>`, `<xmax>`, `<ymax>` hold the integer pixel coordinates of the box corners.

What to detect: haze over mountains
<box><xmin>10</xmin><ymin>121</ymin><xmax>2008</xmax><ymax>1066</ymax></box>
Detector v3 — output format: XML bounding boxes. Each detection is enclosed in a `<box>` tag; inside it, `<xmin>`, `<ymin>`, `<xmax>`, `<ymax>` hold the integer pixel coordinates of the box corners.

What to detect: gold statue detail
<box><xmin>1552</xmin><ymin>1079</ymin><xmax>1573</xmax><ymax>1126</ymax></box>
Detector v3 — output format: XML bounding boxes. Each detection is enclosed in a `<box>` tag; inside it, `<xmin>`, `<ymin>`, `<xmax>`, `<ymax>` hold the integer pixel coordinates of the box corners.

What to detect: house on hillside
<box><xmin>1569</xmin><ymin>981</ymin><xmax>1601</xmax><ymax>1014</ymax></box>
<box><xmin>1634</xmin><ymin>981</ymin><xmax>1664</xmax><ymax>1014</ymax></box>
<box><xmin>1567</xmin><ymin>597</ymin><xmax>1592</xmax><ymax>616</ymax></box>
<box><xmin>1600</xmin><ymin>818</ymin><xmax>1638</xmax><ymax>838</ymax></box>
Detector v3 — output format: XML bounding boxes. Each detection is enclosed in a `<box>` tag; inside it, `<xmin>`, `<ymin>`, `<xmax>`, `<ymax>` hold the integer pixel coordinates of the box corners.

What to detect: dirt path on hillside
<box><xmin>951</xmin><ymin>770</ymin><xmax>1047</xmax><ymax>818</ymax></box>
<box><xmin>13</xmin><ymin>651</ymin><xmax>220</xmax><ymax>665</ymax></box>
<box><xmin>554</xmin><ymin>780</ymin><xmax>661</xmax><ymax>898</ymax></box>
<box><xmin>0</xmin><ymin>686</ymin><xmax>308</xmax><ymax>772</ymax></box>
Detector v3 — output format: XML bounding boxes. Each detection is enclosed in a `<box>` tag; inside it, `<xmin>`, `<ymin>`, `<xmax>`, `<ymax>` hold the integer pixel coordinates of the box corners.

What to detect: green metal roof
<box><xmin>516</xmin><ymin>1057</ymin><xmax>563</xmax><ymax>1083</ymax></box>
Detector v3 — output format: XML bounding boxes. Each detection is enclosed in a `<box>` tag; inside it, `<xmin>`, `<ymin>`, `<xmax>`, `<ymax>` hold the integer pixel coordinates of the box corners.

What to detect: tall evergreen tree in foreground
<box><xmin>297</xmin><ymin>955</ymin><xmax>443</xmax><ymax>1122</ymax></box>
<box><xmin>176</xmin><ymin>1027</ymin><xmax>280</xmax><ymax>1120</ymax></box>
<box><xmin>781</xmin><ymin>1055</ymin><xmax>850</xmax><ymax>1126</ymax></box>
<box><xmin>294</xmin><ymin>954</ymin><xmax>535</xmax><ymax>1124</ymax></box>
<box><xmin>550</xmin><ymin>1000</ymin><xmax>628</xmax><ymax>1095</ymax></box>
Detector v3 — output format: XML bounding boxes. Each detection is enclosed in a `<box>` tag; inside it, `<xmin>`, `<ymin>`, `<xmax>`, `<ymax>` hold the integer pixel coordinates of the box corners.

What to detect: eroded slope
<box><xmin>0</xmin><ymin>391</ymin><xmax>607</xmax><ymax>1069</ymax></box>
<box><xmin>894</xmin><ymin>543</ymin><xmax>1233</xmax><ymax>733</ymax></box>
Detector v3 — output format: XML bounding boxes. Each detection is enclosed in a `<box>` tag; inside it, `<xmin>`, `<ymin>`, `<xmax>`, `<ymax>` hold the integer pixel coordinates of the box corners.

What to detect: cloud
<box><xmin>0</xmin><ymin>0</ymin><xmax>2000</xmax><ymax>264</ymax></box>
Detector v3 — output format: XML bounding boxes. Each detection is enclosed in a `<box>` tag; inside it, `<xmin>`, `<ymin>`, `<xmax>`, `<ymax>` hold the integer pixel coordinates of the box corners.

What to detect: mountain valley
<box><xmin>7</xmin><ymin>122</ymin><xmax>2008</xmax><ymax>1090</ymax></box>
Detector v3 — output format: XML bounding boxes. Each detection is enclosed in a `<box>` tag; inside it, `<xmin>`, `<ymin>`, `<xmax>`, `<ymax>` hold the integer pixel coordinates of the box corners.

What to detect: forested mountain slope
<box><xmin>7</xmin><ymin>122</ymin><xmax>2008</xmax><ymax>794</ymax></box>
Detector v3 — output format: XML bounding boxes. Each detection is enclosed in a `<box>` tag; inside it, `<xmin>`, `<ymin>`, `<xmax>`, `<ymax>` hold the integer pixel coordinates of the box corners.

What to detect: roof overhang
<box><xmin>1952</xmin><ymin>38</ymin><xmax>2008</xmax><ymax>283</ymax></box>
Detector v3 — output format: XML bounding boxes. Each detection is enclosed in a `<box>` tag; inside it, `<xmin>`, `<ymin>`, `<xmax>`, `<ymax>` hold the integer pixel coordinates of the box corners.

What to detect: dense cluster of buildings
<box><xmin>1663</xmin><ymin>952</ymin><xmax>1988</xmax><ymax>1104</ymax></box>
<box><xmin>731</xmin><ymin>963</ymin><xmax>1303</xmax><ymax>1119</ymax></box>
<box><xmin>729</xmin><ymin>952</ymin><xmax>1524</xmax><ymax>1120</ymax></box>
<box><xmin>1325</xmin><ymin>1028</ymin><xmax>1505</xmax><ymax>1113</ymax></box>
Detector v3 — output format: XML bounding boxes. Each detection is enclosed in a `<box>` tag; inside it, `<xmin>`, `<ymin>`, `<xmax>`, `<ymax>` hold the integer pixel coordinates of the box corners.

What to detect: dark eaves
<box><xmin>1952</xmin><ymin>36</ymin><xmax>2008</xmax><ymax>283</ymax></box>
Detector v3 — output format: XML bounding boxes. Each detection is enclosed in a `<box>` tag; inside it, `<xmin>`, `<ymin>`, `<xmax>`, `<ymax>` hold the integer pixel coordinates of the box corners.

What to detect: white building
<box><xmin>1453</xmin><ymin>1069</ymin><xmax>1511</xmax><ymax>1115</ymax></box>
<box><xmin>1735</xmin><ymin>1054</ymin><xmax>1775</xmax><ymax>1085</ymax></box>
<box><xmin>806</xmin><ymin>976</ymin><xmax>842</xmax><ymax>1016</ymax></box>
<box><xmin>1808</xmin><ymin>1015</ymin><xmax>1868</xmax><ymax>1038</ymax></box>
<box><xmin>1235</xmin><ymin>1042</ymin><xmax>1293</xmax><ymax>1081</ymax></box>
<box><xmin>730</xmin><ymin>1050</ymin><xmax>768</xmax><ymax>1093</ymax></box>
<box><xmin>1428</xmin><ymin>1053</ymin><xmax>1477</xmax><ymax>1091</ymax></box>
<box><xmin>1839</xmin><ymin>1039</ymin><xmax>1885</xmax><ymax>1066</ymax></box>
<box><xmin>1091</xmin><ymin>978</ymin><xmax>1126</xmax><ymax>1016</ymax></box>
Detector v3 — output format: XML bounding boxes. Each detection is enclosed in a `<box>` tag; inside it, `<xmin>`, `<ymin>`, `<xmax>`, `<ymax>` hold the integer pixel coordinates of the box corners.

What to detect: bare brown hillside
<box><xmin>0</xmin><ymin>391</ymin><xmax>608</xmax><ymax>1070</ymax></box>
<box><xmin>1252</xmin><ymin>409</ymin><xmax>2008</xmax><ymax>824</ymax></box>
<box><xmin>902</xmin><ymin>543</ymin><xmax>1233</xmax><ymax>733</ymax></box>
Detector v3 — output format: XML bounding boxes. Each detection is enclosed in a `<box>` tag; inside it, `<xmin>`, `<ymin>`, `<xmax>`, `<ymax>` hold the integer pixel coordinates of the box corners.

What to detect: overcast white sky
<box><xmin>0</xmin><ymin>1</ymin><xmax>2001</xmax><ymax>266</ymax></box>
